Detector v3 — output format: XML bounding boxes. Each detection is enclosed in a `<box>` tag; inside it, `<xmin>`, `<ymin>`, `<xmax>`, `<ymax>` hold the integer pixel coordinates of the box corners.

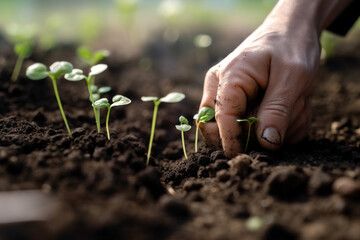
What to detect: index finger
<box><xmin>198</xmin><ymin>66</ymin><xmax>221</xmax><ymax>149</ymax></box>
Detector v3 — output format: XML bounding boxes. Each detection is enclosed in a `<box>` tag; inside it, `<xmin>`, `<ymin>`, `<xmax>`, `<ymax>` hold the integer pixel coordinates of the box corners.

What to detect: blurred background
<box><xmin>0</xmin><ymin>0</ymin><xmax>359</xmax><ymax>77</ymax></box>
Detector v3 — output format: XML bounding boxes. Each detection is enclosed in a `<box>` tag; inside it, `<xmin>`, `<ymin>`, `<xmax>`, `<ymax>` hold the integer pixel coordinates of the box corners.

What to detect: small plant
<box><xmin>26</xmin><ymin>61</ymin><xmax>73</xmax><ymax>136</ymax></box>
<box><xmin>6</xmin><ymin>24</ymin><xmax>35</xmax><ymax>82</ymax></box>
<box><xmin>93</xmin><ymin>95</ymin><xmax>131</xmax><ymax>140</ymax></box>
<box><xmin>77</xmin><ymin>46</ymin><xmax>109</xmax><ymax>68</ymax></box>
<box><xmin>237</xmin><ymin>117</ymin><xmax>259</xmax><ymax>152</ymax></box>
<box><xmin>175</xmin><ymin>116</ymin><xmax>191</xmax><ymax>159</ymax></box>
<box><xmin>193</xmin><ymin>106</ymin><xmax>215</xmax><ymax>152</ymax></box>
<box><xmin>64</xmin><ymin>64</ymin><xmax>108</xmax><ymax>132</ymax></box>
<box><xmin>141</xmin><ymin>92</ymin><xmax>185</xmax><ymax>165</ymax></box>
<box><xmin>91</xmin><ymin>85</ymin><xmax>112</xmax><ymax>102</ymax></box>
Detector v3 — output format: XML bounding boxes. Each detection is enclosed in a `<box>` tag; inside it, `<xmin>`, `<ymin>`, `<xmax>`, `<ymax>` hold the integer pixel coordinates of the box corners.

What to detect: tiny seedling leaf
<box><xmin>49</xmin><ymin>61</ymin><xmax>73</xmax><ymax>78</ymax></box>
<box><xmin>14</xmin><ymin>42</ymin><xmax>32</xmax><ymax>58</ymax></box>
<box><xmin>110</xmin><ymin>95</ymin><xmax>131</xmax><ymax>107</ymax></box>
<box><xmin>26</xmin><ymin>63</ymin><xmax>49</xmax><ymax>80</ymax></box>
<box><xmin>92</xmin><ymin>93</ymin><xmax>100</xmax><ymax>102</ymax></box>
<box><xmin>176</xmin><ymin>124</ymin><xmax>191</xmax><ymax>132</ymax></box>
<box><xmin>179</xmin><ymin>116</ymin><xmax>188</xmax><ymax>125</ymax></box>
<box><xmin>90</xmin><ymin>85</ymin><xmax>99</xmax><ymax>93</ymax></box>
<box><xmin>92</xmin><ymin>50</ymin><xmax>109</xmax><ymax>64</ymax></box>
<box><xmin>141</xmin><ymin>96</ymin><xmax>158</xmax><ymax>102</ymax></box>
<box><xmin>93</xmin><ymin>98</ymin><xmax>110</xmax><ymax>109</ymax></box>
<box><xmin>89</xmin><ymin>64</ymin><xmax>108</xmax><ymax>76</ymax></box>
<box><xmin>249</xmin><ymin>117</ymin><xmax>260</xmax><ymax>122</ymax></box>
<box><xmin>197</xmin><ymin>106</ymin><xmax>215</xmax><ymax>123</ymax></box>
<box><xmin>159</xmin><ymin>92</ymin><xmax>185</xmax><ymax>103</ymax></box>
<box><xmin>76</xmin><ymin>46</ymin><xmax>92</xmax><ymax>62</ymax></box>
<box><xmin>98</xmin><ymin>86</ymin><xmax>111</xmax><ymax>94</ymax></box>
<box><xmin>64</xmin><ymin>69</ymin><xmax>86</xmax><ymax>81</ymax></box>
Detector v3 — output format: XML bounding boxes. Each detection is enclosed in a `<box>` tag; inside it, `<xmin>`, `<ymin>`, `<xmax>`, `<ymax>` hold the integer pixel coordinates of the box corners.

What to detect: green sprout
<box><xmin>193</xmin><ymin>106</ymin><xmax>215</xmax><ymax>153</ymax></box>
<box><xmin>93</xmin><ymin>95</ymin><xmax>131</xmax><ymax>140</ymax></box>
<box><xmin>237</xmin><ymin>117</ymin><xmax>260</xmax><ymax>153</ymax></box>
<box><xmin>26</xmin><ymin>61</ymin><xmax>73</xmax><ymax>136</ymax></box>
<box><xmin>90</xmin><ymin>85</ymin><xmax>112</xmax><ymax>101</ymax></box>
<box><xmin>77</xmin><ymin>46</ymin><xmax>109</xmax><ymax>68</ymax></box>
<box><xmin>141</xmin><ymin>92</ymin><xmax>185</xmax><ymax>165</ymax></box>
<box><xmin>175</xmin><ymin>116</ymin><xmax>191</xmax><ymax>159</ymax></box>
<box><xmin>64</xmin><ymin>64</ymin><xmax>108</xmax><ymax>132</ymax></box>
<box><xmin>6</xmin><ymin>24</ymin><xmax>35</xmax><ymax>82</ymax></box>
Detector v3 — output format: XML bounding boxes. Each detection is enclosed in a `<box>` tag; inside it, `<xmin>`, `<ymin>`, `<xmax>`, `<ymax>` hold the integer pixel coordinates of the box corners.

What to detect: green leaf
<box><xmin>179</xmin><ymin>116</ymin><xmax>188</xmax><ymax>125</ymax></box>
<box><xmin>159</xmin><ymin>92</ymin><xmax>185</xmax><ymax>103</ymax></box>
<box><xmin>77</xmin><ymin>46</ymin><xmax>92</xmax><ymax>62</ymax></box>
<box><xmin>92</xmin><ymin>50</ymin><xmax>109</xmax><ymax>65</ymax></box>
<box><xmin>141</xmin><ymin>96</ymin><xmax>158</xmax><ymax>102</ymax></box>
<box><xmin>49</xmin><ymin>61</ymin><xmax>73</xmax><ymax>79</ymax></box>
<box><xmin>93</xmin><ymin>98</ymin><xmax>110</xmax><ymax>109</ymax></box>
<box><xmin>197</xmin><ymin>106</ymin><xmax>215</xmax><ymax>123</ymax></box>
<box><xmin>89</xmin><ymin>64</ymin><xmax>108</xmax><ymax>76</ymax></box>
<box><xmin>92</xmin><ymin>93</ymin><xmax>100</xmax><ymax>102</ymax></box>
<box><xmin>26</xmin><ymin>63</ymin><xmax>49</xmax><ymax>80</ymax></box>
<box><xmin>90</xmin><ymin>85</ymin><xmax>99</xmax><ymax>93</ymax></box>
<box><xmin>14</xmin><ymin>42</ymin><xmax>32</xmax><ymax>58</ymax></box>
<box><xmin>176</xmin><ymin>124</ymin><xmax>191</xmax><ymax>132</ymax></box>
<box><xmin>64</xmin><ymin>69</ymin><xmax>85</xmax><ymax>81</ymax></box>
<box><xmin>249</xmin><ymin>117</ymin><xmax>260</xmax><ymax>122</ymax></box>
<box><xmin>110</xmin><ymin>95</ymin><xmax>131</xmax><ymax>107</ymax></box>
<box><xmin>98</xmin><ymin>86</ymin><xmax>111</xmax><ymax>94</ymax></box>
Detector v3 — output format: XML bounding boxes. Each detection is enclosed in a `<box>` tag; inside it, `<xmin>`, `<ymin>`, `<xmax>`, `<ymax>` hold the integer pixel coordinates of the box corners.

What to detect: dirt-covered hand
<box><xmin>198</xmin><ymin>0</ymin><xmax>337</xmax><ymax>158</ymax></box>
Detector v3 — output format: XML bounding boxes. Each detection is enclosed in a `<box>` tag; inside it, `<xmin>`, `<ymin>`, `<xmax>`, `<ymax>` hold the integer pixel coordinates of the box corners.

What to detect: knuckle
<box><xmin>262</xmin><ymin>97</ymin><xmax>292</xmax><ymax>119</ymax></box>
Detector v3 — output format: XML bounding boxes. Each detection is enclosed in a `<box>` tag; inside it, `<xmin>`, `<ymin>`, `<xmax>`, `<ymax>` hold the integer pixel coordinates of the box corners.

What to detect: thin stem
<box><xmin>50</xmin><ymin>76</ymin><xmax>72</xmax><ymax>136</ymax></box>
<box><xmin>86</xmin><ymin>79</ymin><xmax>101</xmax><ymax>132</ymax></box>
<box><xmin>11</xmin><ymin>56</ymin><xmax>24</xmax><ymax>82</ymax></box>
<box><xmin>146</xmin><ymin>101</ymin><xmax>160</xmax><ymax>165</ymax></box>
<box><xmin>195</xmin><ymin>123</ymin><xmax>200</xmax><ymax>153</ymax></box>
<box><xmin>245</xmin><ymin>123</ymin><xmax>251</xmax><ymax>153</ymax></box>
<box><xmin>106</xmin><ymin>106</ymin><xmax>111</xmax><ymax>140</ymax></box>
<box><xmin>89</xmin><ymin>74</ymin><xmax>95</xmax><ymax>86</ymax></box>
<box><xmin>181</xmin><ymin>131</ymin><xmax>188</xmax><ymax>159</ymax></box>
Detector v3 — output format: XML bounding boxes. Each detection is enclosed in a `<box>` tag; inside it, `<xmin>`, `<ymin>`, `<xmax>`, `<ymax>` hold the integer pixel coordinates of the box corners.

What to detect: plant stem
<box><xmin>106</xmin><ymin>106</ymin><xmax>111</xmax><ymax>140</ymax></box>
<box><xmin>50</xmin><ymin>76</ymin><xmax>72</xmax><ymax>136</ymax></box>
<box><xmin>86</xmin><ymin>80</ymin><xmax>101</xmax><ymax>132</ymax></box>
<box><xmin>146</xmin><ymin>101</ymin><xmax>160</xmax><ymax>165</ymax></box>
<box><xmin>195</xmin><ymin>123</ymin><xmax>200</xmax><ymax>153</ymax></box>
<box><xmin>245</xmin><ymin>122</ymin><xmax>252</xmax><ymax>153</ymax></box>
<box><xmin>89</xmin><ymin>74</ymin><xmax>95</xmax><ymax>86</ymax></box>
<box><xmin>181</xmin><ymin>131</ymin><xmax>188</xmax><ymax>159</ymax></box>
<box><xmin>11</xmin><ymin>56</ymin><xmax>24</xmax><ymax>82</ymax></box>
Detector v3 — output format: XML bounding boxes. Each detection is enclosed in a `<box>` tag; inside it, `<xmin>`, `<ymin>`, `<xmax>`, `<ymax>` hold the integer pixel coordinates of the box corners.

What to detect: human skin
<box><xmin>199</xmin><ymin>0</ymin><xmax>353</xmax><ymax>158</ymax></box>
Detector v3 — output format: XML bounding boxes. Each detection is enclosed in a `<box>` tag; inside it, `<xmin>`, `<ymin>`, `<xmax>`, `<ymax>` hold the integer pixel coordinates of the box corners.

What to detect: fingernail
<box><xmin>262</xmin><ymin>127</ymin><xmax>281</xmax><ymax>145</ymax></box>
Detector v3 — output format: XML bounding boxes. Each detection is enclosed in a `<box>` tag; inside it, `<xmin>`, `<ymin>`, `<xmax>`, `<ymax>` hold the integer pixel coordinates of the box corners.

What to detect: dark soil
<box><xmin>1</xmin><ymin>33</ymin><xmax>360</xmax><ymax>240</ymax></box>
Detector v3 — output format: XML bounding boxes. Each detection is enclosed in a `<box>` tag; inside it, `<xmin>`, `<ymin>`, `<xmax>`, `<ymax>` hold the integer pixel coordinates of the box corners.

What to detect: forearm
<box><xmin>265</xmin><ymin>0</ymin><xmax>353</xmax><ymax>37</ymax></box>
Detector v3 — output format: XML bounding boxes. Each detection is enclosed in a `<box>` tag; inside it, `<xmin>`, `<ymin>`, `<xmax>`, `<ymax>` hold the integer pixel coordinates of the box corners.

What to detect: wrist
<box><xmin>264</xmin><ymin>0</ymin><xmax>353</xmax><ymax>38</ymax></box>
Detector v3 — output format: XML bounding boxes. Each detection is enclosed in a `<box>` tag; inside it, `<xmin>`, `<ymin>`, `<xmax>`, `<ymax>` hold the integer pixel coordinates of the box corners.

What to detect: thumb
<box><xmin>256</xmin><ymin>87</ymin><xmax>298</xmax><ymax>150</ymax></box>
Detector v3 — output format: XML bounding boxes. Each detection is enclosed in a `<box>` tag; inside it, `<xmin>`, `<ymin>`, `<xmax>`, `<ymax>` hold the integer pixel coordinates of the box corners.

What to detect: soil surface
<box><xmin>0</xmin><ymin>32</ymin><xmax>360</xmax><ymax>240</ymax></box>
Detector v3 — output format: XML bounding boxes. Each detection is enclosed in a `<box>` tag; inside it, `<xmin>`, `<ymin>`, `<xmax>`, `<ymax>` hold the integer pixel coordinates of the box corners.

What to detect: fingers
<box><xmin>285</xmin><ymin>97</ymin><xmax>312</xmax><ymax>144</ymax></box>
<box><xmin>199</xmin><ymin>66</ymin><xmax>220</xmax><ymax>149</ymax></box>
<box><xmin>256</xmin><ymin>60</ymin><xmax>311</xmax><ymax>150</ymax></box>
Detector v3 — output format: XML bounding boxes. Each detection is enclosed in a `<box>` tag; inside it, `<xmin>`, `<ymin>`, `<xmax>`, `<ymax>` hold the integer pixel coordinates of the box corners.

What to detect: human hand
<box><xmin>198</xmin><ymin>10</ymin><xmax>321</xmax><ymax>158</ymax></box>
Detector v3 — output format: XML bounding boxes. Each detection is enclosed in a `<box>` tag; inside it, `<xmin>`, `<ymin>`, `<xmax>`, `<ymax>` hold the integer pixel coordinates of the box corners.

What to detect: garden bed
<box><xmin>1</xmin><ymin>34</ymin><xmax>360</xmax><ymax>240</ymax></box>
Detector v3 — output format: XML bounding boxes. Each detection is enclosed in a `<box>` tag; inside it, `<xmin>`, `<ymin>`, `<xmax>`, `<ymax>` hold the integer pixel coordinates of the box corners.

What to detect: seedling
<box><xmin>175</xmin><ymin>116</ymin><xmax>191</xmax><ymax>159</ymax></box>
<box><xmin>193</xmin><ymin>106</ymin><xmax>215</xmax><ymax>152</ymax></box>
<box><xmin>93</xmin><ymin>95</ymin><xmax>131</xmax><ymax>140</ymax></box>
<box><xmin>64</xmin><ymin>64</ymin><xmax>108</xmax><ymax>132</ymax></box>
<box><xmin>90</xmin><ymin>85</ymin><xmax>112</xmax><ymax>102</ymax></box>
<box><xmin>6</xmin><ymin>24</ymin><xmax>35</xmax><ymax>82</ymax></box>
<box><xmin>77</xmin><ymin>46</ymin><xmax>109</xmax><ymax>68</ymax></box>
<box><xmin>237</xmin><ymin>117</ymin><xmax>259</xmax><ymax>152</ymax></box>
<box><xmin>141</xmin><ymin>92</ymin><xmax>185</xmax><ymax>165</ymax></box>
<box><xmin>26</xmin><ymin>61</ymin><xmax>73</xmax><ymax>136</ymax></box>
